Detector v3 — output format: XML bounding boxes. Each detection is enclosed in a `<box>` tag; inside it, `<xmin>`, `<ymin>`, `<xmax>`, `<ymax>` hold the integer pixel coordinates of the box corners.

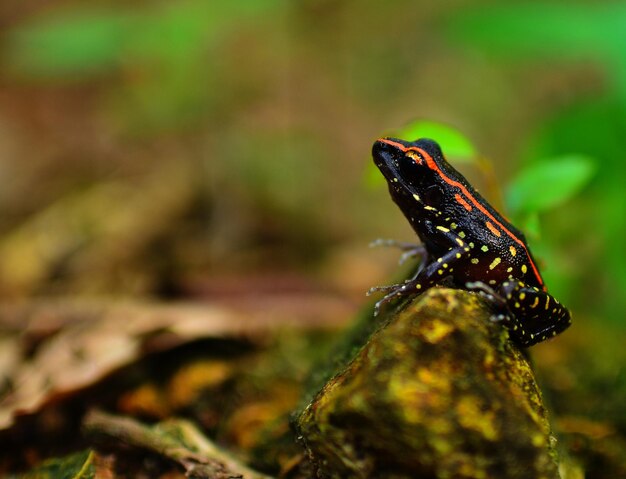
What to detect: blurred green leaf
<box><xmin>506</xmin><ymin>155</ymin><xmax>596</xmax><ymax>215</ymax></box>
<box><xmin>5</xmin><ymin>0</ymin><xmax>284</xmax><ymax>133</ymax></box>
<box><xmin>447</xmin><ymin>3</ymin><xmax>626</xmax><ymax>103</ymax></box>
<box><xmin>446</xmin><ymin>3</ymin><xmax>626</xmax><ymax>58</ymax></box>
<box><xmin>6</xmin><ymin>0</ymin><xmax>284</xmax><ymax>79</ymax></box>
<box><xmin>363</xmin><ymin>160</ymin><xmax>385</xmax><ymax>189</ymax></box>
<box><xmin>393</xmin><ymin>120</ymin><xmax>477</xmax><ymax>162</ymax></box>
<box><xmin>126</xmin><ymin>3</ymin><xmax>215</xmax><ymax>63</ymax></box>
<box><xmin>7</xmin><ymin>10</ymin><xmax>129</xmax><ymax>76</ymax></box>
<box><xmin>517</xmin><ymin>212</ymin><xmax>541</xmax><ymax>240</ymax></box>
<box><xmin>525</xmin><ymin>99</ymin><xmax>626</xmax><ymax>326</ymax></box>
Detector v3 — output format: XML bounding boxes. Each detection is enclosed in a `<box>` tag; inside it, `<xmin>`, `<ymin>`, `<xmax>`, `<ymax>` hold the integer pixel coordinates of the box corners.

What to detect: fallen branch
<box><xmin>83</xmin><ymin>409</ymin><xmax>273</xmax><ymax>479</ymax></box>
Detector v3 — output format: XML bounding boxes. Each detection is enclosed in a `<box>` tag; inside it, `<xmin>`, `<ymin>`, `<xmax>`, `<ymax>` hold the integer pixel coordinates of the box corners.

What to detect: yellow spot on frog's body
<box><xmin>458</xmin><ymin>231</ymin><xmax>466</xmax><ymax>238</ymax></box>
<box><xmin>456</xmin><ymin>253</ymin><xmax>461</xmax><ymax>259</ymax></box>
<box><xmin>509</xmin><ymin>246</ymin><xmax>517</xmax><ymax>257</ymax></box>
<box><xmin>424</xmin><ymin>206</ymin><xmax>438</xmax><ymax>211</ymax></box>
<box><xmin>530</xmin><ymin>297</ymin><xmax>539</xmax><ymax>308</ymax></box>
<box><xmin>489</xmin><ymin>257</ymin><xmax>501</xmax><ymax>270</ymax></box>
<box><xmin>481</xmin><ymin>245</ymin><xmax>489</xmax><ymax>252</ymax></box>
<box><xmin>507</xmin><ymin>267</ymin><xmax>513</xmax><ymax>273</ymax></box>
<box><xmin>450</xmin><ymin>223</ymin><xmax>458</xmax><ymax>229</ymax></box>
<box><xmin>393</xmin><ymin>177</ymin><xmax>399</xmax><ymax>182</ymax></box>
<box><xmin>455</xmin><ymin>238</ymin><xmax>465</xmax><ymax>247</ymax></box>
<box><xmin>545</xmin><ymin>296</ymin><xmax>550</xmax><ymax>310</ymax></box>
<box><xmin>437</xmin><ymin>226</ymin><xmax>450</xmax><ymax>233</ymax></box>
<box><xmin>443</xmin><ymin>263</ymin><xmax>449</xmax><ymax>269</ymax></box>
<box><xmin>489</xmin><ymin>280</ymin><xmax>496</xmax><ymax>285</ymax></box>
<box><xmin>413</xmin><ymin>193</ymin><xmax>421</xmax><ymax>201</ymax></box>
<box><xmin>438</xmin><ymin>258</ymin><xmax>443</xmax><ymax>262</ymax></box>
<box><xmin>519</xmin><ymin>293</ymin><xmax>526</xmax><ymax>300</ymax></box>
<box><xmin>521</xmin><ymin>264</ymin><xmax>528</xmax><ymax>274</ymax></box>
<box><xmin>471</xmin><ymin>258</ymin><xmax>479</xmax><ymax>264</ymax></box>
<box><xmin>416</xmin><ymin>284</ymin><xmax>422</xmax><ymax>289</ymax></box>
<box><xmin>515</xmin><ymin>302</ymin><xmax>520</xmax><ymax>308</ymax></box>
<box><xmin>438</xmin><ymin>270</ymin><xmax>444</xmax><ymax>275</ymax></box>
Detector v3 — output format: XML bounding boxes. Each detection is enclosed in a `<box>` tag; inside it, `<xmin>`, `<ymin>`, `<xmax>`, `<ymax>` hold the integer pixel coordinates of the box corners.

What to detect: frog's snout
<box><xmin>372</xmin><ymin>138</ymin><xmax>404</xmax><ymax>168</ymax></box>
<box><xmin>373</xmin><ymin>137</ymin><xmax>406</xmax><ymax>156</ymax></box>
<box><xmin>372</xmin><ymin>138</ymin><xmax>391</xmax><ymax>159</ymax></box>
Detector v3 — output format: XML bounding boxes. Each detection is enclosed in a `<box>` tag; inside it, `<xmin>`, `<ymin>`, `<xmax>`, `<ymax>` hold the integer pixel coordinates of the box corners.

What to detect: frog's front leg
<box><xmin>368</xmin><ymin>230</ymin><xmax>468</xmax><ymax>316</ymax></box>
<box><xmin>468</xmin><ymin>280</ymin><xmax>571</xmax><ymax>347</ymax></box>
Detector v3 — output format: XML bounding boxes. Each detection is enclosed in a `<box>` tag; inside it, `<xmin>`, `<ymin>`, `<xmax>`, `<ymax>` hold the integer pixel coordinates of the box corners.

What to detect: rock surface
<box><xmin>296</xmin><ymin>288</ymin><xmax>560</xmax><ymax>479</ymax></box>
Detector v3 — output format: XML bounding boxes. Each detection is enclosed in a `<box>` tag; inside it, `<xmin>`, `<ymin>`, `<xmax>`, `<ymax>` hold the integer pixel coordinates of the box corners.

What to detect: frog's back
<box><xmin>415</xmin><ymin>139</ymin><xmax>544</xmax><ymax>289</ymax></box>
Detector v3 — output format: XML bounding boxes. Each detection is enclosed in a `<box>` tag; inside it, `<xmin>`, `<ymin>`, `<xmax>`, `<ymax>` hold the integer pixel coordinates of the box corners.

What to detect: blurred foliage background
<box><xmin>0</xmin><ymin>1</ymin><xmax>625</xmax><ymax>331</ymax></box>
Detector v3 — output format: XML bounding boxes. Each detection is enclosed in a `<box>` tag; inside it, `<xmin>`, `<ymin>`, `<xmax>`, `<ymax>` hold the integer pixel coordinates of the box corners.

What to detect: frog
<box><xmin>369</xmin><ymin>137</ymin><xmax>571</xmax><ymax>347</ymax></box>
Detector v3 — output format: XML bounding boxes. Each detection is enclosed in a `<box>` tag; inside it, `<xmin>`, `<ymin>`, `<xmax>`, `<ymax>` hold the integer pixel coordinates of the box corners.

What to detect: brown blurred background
<box><xmin>0</xmin><ymin>0</ymin><xmax>624</xmax><ymax>330</ymax></box>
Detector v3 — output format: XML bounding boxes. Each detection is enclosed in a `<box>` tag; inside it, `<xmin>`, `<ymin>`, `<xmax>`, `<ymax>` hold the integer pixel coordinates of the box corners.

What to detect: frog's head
<box><xmin>372</xmin><ymin>137</ymin><xmax>447</xmax><ymax>208</ymax></box>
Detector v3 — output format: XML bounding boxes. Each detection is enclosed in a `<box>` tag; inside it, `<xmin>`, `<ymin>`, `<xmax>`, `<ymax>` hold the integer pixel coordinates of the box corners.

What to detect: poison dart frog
<box><xmin>369</xmin><ymin>137</ymin><xmax>571</xmax><ymax>347</ymax></box>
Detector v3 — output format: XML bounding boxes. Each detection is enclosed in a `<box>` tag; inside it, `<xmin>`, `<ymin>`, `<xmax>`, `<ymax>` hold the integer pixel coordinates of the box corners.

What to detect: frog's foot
<box><xmin>488</xmin><ymin>312</ymin><xmax>511</xmax><ymax>325</ymax></box>
<box><xmin>465</xmin><ymin>281</ymin><xmax>507</xmax><ymax>308</ymax></box>
<box><xmin>367</xmin><ymin>280</ymin><xmax>419</xmax><ymax>317</ymax></box>
<box><xmin>465</xmin><ymin>281</ymin><xmax>517</xmax><ymax>326</ymax></box>
<box><xmin>466</xmin><ymin>281</ymin><xmax>539</xmax><ymax>343</ymax></box>
<box><xmin>369</xmin><ymin>239</ymin><xmax>427</xmax><ymax>266</ymax></box>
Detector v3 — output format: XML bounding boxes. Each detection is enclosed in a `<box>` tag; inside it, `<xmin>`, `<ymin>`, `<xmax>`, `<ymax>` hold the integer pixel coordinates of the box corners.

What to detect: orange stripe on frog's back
<box><xmin>454</xmin><ymin>193</ymin><xmax>472</xmax><ymax>212</ymax></box>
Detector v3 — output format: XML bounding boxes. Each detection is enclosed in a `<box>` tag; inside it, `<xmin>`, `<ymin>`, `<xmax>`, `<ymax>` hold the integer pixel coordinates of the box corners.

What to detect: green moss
<box><xmin>15</xmin><ymin>450</ymin><xmax>95</xmax><ymax>479</ymax></box>
<box><xmin>296</xmin><ymin>288</ymin><xmax>561</xmax><ymax>478</ymax></box>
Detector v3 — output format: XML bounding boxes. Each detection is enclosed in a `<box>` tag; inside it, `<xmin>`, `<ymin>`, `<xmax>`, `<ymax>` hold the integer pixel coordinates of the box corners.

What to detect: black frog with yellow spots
<box><xmin>370</xmin><ymin>137</ymin><xmax>571</xmax><ymax>347</ymax></box>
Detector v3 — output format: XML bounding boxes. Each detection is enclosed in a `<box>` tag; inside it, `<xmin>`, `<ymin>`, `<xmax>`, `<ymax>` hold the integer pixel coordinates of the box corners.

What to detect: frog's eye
<box><xmin>405</xmin><ymin>150</ymin><xmax>423</xmax><ymax>165</ymax></box>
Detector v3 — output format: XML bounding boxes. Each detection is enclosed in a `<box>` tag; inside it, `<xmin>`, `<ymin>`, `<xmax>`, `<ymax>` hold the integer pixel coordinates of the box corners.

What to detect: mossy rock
<box><xmin>296</xmin><ymin>288</ymin><xmax>560</xmax><ymax>479</ymax></box>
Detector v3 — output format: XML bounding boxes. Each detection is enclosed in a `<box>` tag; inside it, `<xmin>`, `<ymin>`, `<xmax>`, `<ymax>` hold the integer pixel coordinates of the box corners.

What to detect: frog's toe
<box><xmin>398</xmin><ymin>247</ymin><xmax>428</xmax><ymax>266</ymax></box>
<box><xmin>369</xmin><ymin>238</ymin><xmax>423</xmax><ymax>250</ymax></box>
<box><xmin>366</xmin><ymin>284</ymin><xmax>397</xmax><ymax>296</ymax></box>
<box><xmin>369</xmin><ymin>282</ymin><xmax>418</xmax><ymax>316</ymax></box>
<box><xmin>373</xmin><ymin>290</ymin><xmax>403</xmax><ymax>316</ymax></box>
<box><xmin>489</xmin><ymin>313</ymin><xmax>510</xmax><ymax>324</ymax></box>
